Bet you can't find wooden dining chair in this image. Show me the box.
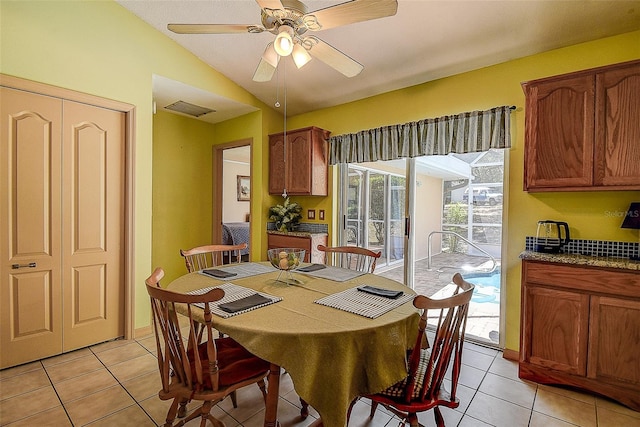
[145,267,270,427]
[180,243,249,389]
[180,243,248,272]
[348,273,474,427]
[317,244,382,273]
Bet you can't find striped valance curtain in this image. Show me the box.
[328,105,512,165]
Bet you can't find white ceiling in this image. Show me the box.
[118,0,640,123]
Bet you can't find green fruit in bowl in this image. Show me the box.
[268,248,305,272]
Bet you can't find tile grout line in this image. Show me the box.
[456,350,496,426]
[39,359,76,426]
[87,341,160,426]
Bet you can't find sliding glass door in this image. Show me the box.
[342,163,407,271]
[338,152,506,348]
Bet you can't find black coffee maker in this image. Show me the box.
[535,220,570,253]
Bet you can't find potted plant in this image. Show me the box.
[269,198,303,232]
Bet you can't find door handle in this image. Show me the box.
[11,262,36,269]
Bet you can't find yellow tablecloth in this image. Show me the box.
[167,264,419,427]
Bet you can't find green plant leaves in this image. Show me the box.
[269,197,302,231]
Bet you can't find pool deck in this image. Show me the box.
[377,252,501,345]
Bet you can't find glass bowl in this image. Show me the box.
[267,248,306,282]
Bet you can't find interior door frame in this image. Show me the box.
[212,138,252,245]
[0,74,136,340]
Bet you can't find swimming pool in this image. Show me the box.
[462,271,501,304]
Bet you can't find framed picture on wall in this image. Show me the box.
[237,175,250,201]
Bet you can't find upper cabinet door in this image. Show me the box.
[268,133,286,195]
[523,74,595,190]
[268,127,330,196]
[287,131,313,195]
[594,62,640,187]
[523,59,640,192]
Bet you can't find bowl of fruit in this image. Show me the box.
[267,248,306,283]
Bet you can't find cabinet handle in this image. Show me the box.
[11,262,36,269]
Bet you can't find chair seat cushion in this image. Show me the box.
[378,348,431,400]
[189,337,269,389]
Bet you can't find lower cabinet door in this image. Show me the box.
[523,285,590,375]
[588,296,640,387]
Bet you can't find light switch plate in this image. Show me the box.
[319,210,325,220]
[308,209,316,220]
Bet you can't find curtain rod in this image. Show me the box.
[509,106,516,110]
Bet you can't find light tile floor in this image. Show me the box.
[2,334,639,427]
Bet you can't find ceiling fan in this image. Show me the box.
[168,0,398,82]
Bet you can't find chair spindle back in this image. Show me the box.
[317,244,382,273]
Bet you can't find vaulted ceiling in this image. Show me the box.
[117,0,640,123]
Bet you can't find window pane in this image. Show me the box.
[346,168,363,246]
[369,172,385,221]
[472,166,504,184]
[442,224,469,253]
[475,149,504,164]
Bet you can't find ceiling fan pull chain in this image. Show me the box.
[275,63,281,107]
[282,60,288,200]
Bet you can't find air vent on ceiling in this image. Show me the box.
[164,100,215,117]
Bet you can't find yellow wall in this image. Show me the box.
[152,110,217,283]
[153,107,296,285]
[0,1,279,328]
[287,30,640,352]
[213,110,280,267]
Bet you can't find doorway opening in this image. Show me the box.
[213,140,252,261]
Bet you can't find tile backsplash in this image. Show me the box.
[267,222,328,233]
[525,236,639,259]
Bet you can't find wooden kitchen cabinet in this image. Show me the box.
[587,296,640,388]
[267,232,327,263]
[269,126,330,196]
[520,260,640,411]
[523,59,640,191]
[594,63,640,187]
[523,285,589,376]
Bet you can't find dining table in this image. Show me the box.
[166,262,419,427]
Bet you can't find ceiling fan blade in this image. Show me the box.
[307,37,363,78]
[253,58,277,82]
[168,24,259,34]
[255,0,285,11]
[304,0,398,31]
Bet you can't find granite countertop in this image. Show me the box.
[519,250,640,271]
[267,230,328,237]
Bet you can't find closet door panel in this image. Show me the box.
[0,88,63,367]
[62,100,124,351]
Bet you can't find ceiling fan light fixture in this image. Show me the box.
[262,43,280,68]
[292,43,312,69]
[274,25,294,56]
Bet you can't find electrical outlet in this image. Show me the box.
[319,210,325,220]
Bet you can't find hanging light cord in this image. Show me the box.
[282,60,288,199]
[274,64,281,108]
